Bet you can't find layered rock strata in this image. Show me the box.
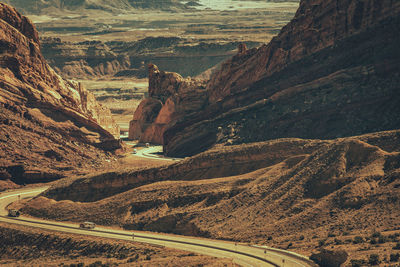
[162,0,400,157]
[129,64,207,143]
[0,3,120,186]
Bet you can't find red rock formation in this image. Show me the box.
[129,64,207,143]
[207,0,400,103]
[163,0,400,156]
[0,3,121,186]
[128,98,162,140]
[0,3,119,139]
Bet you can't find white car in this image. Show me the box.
[79,221,96,229]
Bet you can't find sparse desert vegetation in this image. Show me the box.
[1,0,399,266]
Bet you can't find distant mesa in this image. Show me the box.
[1,0,187,14]
[185,1,203,7]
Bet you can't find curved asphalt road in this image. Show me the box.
[133,145,180,161]
[0,189,316,267]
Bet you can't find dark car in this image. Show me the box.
[8,209,20,217]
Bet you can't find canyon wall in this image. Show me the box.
[162,0,400,157]
[0,3,121,186]
[40,37,238,80]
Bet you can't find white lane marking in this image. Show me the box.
[0,188,313,266]
[0,189,47,200]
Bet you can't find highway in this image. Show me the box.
[0,188,317,267]
[133,145,180,161]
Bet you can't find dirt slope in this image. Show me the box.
[19,130,400,262]
[0,223,234,266]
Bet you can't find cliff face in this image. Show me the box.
[163,0,400,157]
[40,39,133,79]
[207,0,400,103]
[0,3,120,186]
[129,64,207,143]
[40,37,241,80]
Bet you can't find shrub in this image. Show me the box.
[127,254,139,263]
[390,253,400,262]
[350,259,364,267]
[378,235,388,244]
[353,236,364,244]
[388,234,400,242]
[393,242,400,250]
[319,239,327,247]
[334,238,343,245]
[310,249,348,267]
[328,232,336,237]
[371,231,381,239]
[368,254,380,265]
[88,261,103,267]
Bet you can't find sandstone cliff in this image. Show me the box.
[163,0,400,157]
[41,38,133,79]
[207,0,400,103]
[129,64,207,143]
[0,3,120,187]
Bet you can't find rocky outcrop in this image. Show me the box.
[41,38,132,79]
[129,64,207,143]
[207,0,400,103]
[0,3,119,138]
[128,98,162,140]
[40,37,248,80]
[0,3,120,186]
[163,0,400,157]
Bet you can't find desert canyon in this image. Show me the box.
[0,0,400,266]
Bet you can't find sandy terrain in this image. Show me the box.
[14,130,400,265]
[0,223,236,267]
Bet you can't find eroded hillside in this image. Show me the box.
[0,3,121,189]
[18,130,400,262]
